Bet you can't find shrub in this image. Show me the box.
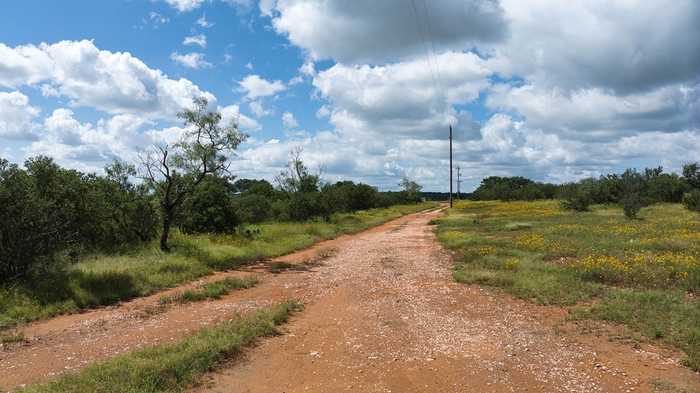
[621,193,643,219]
[179,176,239,234]
[0,160,65,280]
[233,194,272,223]
[560,184,593,212]
[683,189,700,212]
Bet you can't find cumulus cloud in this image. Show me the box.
[492,0,700,94]
[487,82,700,141]
[183,34,207,48]
[281,111,298,129]
[264,0,508,63]
[313,51,491,140]
[0,91,40,140]
[237,74,286,100]
[249,100,271,117]
[0,40,214,120]
[170,52,212,69]
[218,104,261,131]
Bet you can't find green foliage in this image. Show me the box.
[159,276,258,304]
[23,301,302,393]
[180,175,239,234]
[473,176,554,201]
[142,97,247,250]
[683,189,700,212]
[434,200,700,370]
[559,182,593,211]
[399,176,423,203]
[0,202,434,328]
[0,157,158,281]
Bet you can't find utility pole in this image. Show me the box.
[449,124,453,208]
[456,166,462,200]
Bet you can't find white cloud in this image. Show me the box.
[170,52,213,69]
[492,0,700,93]
[249,100,271,117]
[265,0,508,64]
[288,75,303,86]
[196,14,214,28]
[487,82,700,141]
[218,104,261,131]
[245,62,253,70]
[237,74,286,99]
[163,0,205,12]
[282,111,298,129]
[0,91,40,140]
[315,105,330,119]
[313,51,490,140]
[148,12,170,26]
[183,34,207,48]
[0,40,214,120]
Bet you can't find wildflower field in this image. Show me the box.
[434,200,700,370]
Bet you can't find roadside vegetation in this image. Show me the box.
[435,200,700,370]
[22,301,302,393]
[158,276,259,305]
[0,98,432,330]
[0,202,432,329]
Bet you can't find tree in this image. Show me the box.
[274,147,321,193]
[619,169,648,219]
[683,163,700,189]
[142,97,247,251]
[104,160,158,243]
[399,177,422,203]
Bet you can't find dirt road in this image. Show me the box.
[2,209,699,392]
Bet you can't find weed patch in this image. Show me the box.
[23,301,302,393]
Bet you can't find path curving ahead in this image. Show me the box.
[1,208,699,392]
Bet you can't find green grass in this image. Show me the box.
[0,203,435,329]
[159,276,259,305]
[0,331,24,344]
[434,200,700,370]
[23,300,302,393]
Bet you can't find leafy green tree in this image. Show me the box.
[142,97,247,250]
[683,163,700,189]
[560,182,593,212]
[0,159,65,280]
[683,189,700,212]
[619,169,648,219]
[180,175,239,234]
[104,160,158,243]
[274,147,321,193]
[399,177,422,203]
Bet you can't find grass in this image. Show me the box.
[0,203,435,329]
[434,200,700,370]
[159,276,259,305]
[23,300,302,393]
[0,331,24,344]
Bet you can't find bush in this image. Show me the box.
[683,190,700,212]
[621,193,643,219]
[0,160,65,280]
[179,176,238,234]
[560,184,593,212]
[233,194,272,223]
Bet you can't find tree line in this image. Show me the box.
[0,98,422,282]
[471,165,700,217]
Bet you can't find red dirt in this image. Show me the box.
[2,209,699,392]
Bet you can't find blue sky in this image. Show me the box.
[1,1,699,191]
